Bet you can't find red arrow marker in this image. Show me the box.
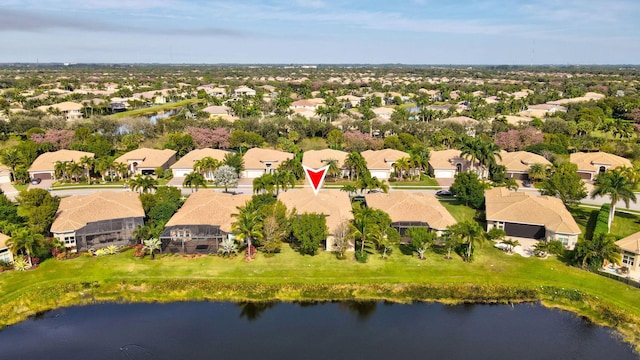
[303,165,329,196]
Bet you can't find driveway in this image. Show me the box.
[27,179,55,191]
[0,182,20,200]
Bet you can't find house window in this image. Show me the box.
[623,254,635,267]
[456,163,462,173]
[599,166,606,174]
[557,235,569,246]
[495,221,505,230]
[64,235,75,245]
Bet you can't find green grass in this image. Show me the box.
[391,177,440,187]
[108,99,203,119]
[13,184,28,192]
[439,200,478,222]
[568,205,640,239]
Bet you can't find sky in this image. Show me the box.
[0,0,639,64]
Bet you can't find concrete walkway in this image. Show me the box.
[0,182,19,201]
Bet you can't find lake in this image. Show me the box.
[0,301,635,359]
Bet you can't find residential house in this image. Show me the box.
[0,164,11,183]
[115,148,177,176]
[302,149,349,178]
[616,232,640,273]
[51,192,145,252]
[569,151,632,181]
[361,149,409,179]
[241,148,294,178]
[234,86,256,97]
[428,149,472,179]
[37,101,84,120]
[497,151,552,180]
[28,150,95,181]
[170,148,232,179]
[290,100,319,110]
[0,233,13,264]
[372,107,394,119]
[161,191,252,254]
[336,95,361,109]
[201,105,235,121]
[278,189,354,251]
[485,188,581,249]
[443,116,478,137]
[364,192,456,236]
[207,87,227,97]
[519,104,567,118]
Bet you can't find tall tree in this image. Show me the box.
[590,169,637,232]
[0,148,24,182]
[539,162,587,205]
[212,165,239,193]
[7,228,44,267]
[449,220,484,262]
[232,202,263,261]
[183,172,207,192]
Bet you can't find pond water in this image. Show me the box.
[0,302,635,360]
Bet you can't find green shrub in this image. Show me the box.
[355,250,368,263]
[593,204,610,239]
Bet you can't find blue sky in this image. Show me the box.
[0,0,638,64]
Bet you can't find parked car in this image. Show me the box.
[435,189,453,197]
[522,179,532,187]
[30,178,42,185]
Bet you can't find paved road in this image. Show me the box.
[40,183,640,212]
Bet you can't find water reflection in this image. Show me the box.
[236,302,277,321]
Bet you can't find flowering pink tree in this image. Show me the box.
[186,127,230,149]
[343,131,383,152]
[494,127,543,151]
[30,129,75,150]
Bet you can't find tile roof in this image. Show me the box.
[242,148,294,170]
[364,192,456,230]
[28,150,94,172]
[171,148,232,170]
[617,232,640,255]
[0,232,9,249]
[569,151,632,173]
[485,188,581,234]
[51,192,145,233]
[165,191,252,233]
[115,148,176,169]
[498,151,551,172]
[278,189,354,232]
[361,149,409,170]
[428,149,468,170]
[302,149,349,169]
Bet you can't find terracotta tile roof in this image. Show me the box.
[115,148,176,169]
[0,232,9,249]
[364,192,456,230]
[429,149,468,170]
[28,150,94,172]
[278,189,354,232]
[569,151,632,173]
[51,192,145,233]
[617,232,640,255]
[498,151,551,173]
[361,149,409,170]
[302,149,348,169]
[242,148,293,170]
[165,191,252,233]
[485,188,581,234]
[291,100,318,107]
[444,116,478,125]
[36,101,83,112]
[202,105,229,115]
[171,148,232,170]
[372,107,393,115]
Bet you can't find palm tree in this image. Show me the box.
[501,239,521,254]
[449,220,484,262]
[575,233,621,269]
[0,148,23,182]
[66,162,83,182]
[279,158,304,180]
[392,157,410,180]
[223,152,245,177]
[590,169,637,232]
[232,202,263,261]
[459,137,483,174]
[143,238,162,260]
[7,228,44,267]
[183,172,207,192]
[345,152,367,181]
[94,157,112,182]
[476,141,501,180]
[79,156,94,184]
[350,204,378,254]
[409,145,430,178]
[528,163,548,183]
[115,162,129,179]
[253,173,275,195]
[194,156,221,180]
[130,175,159,194]
[273,170,295,194]
[54,161,68,181]
[325,158,341,180]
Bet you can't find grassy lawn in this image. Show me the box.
[13,184,28,192]
[108,99,202,119]
[568,205,640,239]
[439,199,478,222]
[391,177,440,187]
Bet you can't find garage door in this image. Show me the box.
[173,169,192,177]
[508,172,528,180]
[434,170,455,178]
[578,172,592,180]
[370,170,389,179]
[33,173,52,180]
[505,222,545,239]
